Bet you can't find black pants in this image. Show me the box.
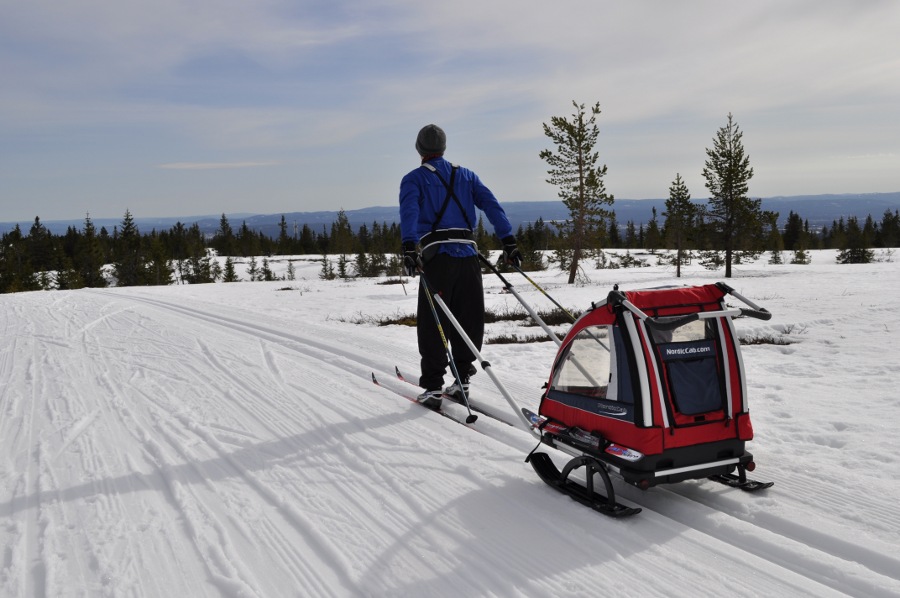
[417,253,484,390]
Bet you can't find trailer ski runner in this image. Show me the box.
[421,264,774,518]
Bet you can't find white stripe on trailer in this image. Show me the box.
[653,457,740,477]
[716,317,735,420]
[635,318,669,430]
[622,313,654,428]
[725,314,749,412]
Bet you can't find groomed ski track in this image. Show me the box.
[2,273,899,597]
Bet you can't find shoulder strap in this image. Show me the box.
[421,163,473,232]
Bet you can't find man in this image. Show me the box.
[399,124,521,409]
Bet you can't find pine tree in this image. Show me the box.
[701,113,761,278]
[663,173,695,278]
[539,101,614,284]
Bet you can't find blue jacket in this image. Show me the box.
[399,157,513,257]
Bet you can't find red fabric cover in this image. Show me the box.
[539,283,756,456]
[540,397,664,455]
[736,412,754,440]
[662,420,742,450]
[625,284,726,315]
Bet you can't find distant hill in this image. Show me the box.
[6,192,900,237]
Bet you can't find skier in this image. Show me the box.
[399,124,522,409]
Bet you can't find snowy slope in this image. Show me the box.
[2,251,899,597]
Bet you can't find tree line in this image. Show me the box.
[2,201,896,294]
[3,105,898,293]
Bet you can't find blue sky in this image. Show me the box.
[2,0,899,222]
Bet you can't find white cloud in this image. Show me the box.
[157,162,280,170]
[1,0,899,220]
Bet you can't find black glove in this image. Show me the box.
[402,241,422,276]
[501,236,522,268]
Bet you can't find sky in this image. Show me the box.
[2,0,899,222]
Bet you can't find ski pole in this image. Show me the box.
[419,275,478,424]
[477,253,563,346]
[499,258,610,351]
[425,283,536,434]
[509,263,577,323]
[480,254,605,385]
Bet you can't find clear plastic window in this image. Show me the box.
[649,318,714,344]
[551,326,613,399]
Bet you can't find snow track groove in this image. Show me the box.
[3,268,898,597]
[86,290,896,597]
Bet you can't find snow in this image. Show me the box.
[2,250,899,597]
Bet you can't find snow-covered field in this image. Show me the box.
[2,250,899,597]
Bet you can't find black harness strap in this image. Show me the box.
[422,163,474,232]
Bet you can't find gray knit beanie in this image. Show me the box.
[415,124,446,156]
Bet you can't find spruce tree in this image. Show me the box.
[782,211,804,251]
[213,214,237,256]
[239,221,263,257]
[145,233,175,286]
[112,210,146,287]
[644,208,662,254]
[261,258,276,281]
[223,257,239,282]
[837,216,875,264]
[277,215,292,255]
[330,210,355,255]
[246,256,260,281]
[607,213,621,248]
[78,214,107,287]
[28,217,54,274]
[879,209,899,247]
[474,215,493,265]
[766,212,784,264]
[299,224,317,254]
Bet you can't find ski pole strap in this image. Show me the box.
[421,163,474,232]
